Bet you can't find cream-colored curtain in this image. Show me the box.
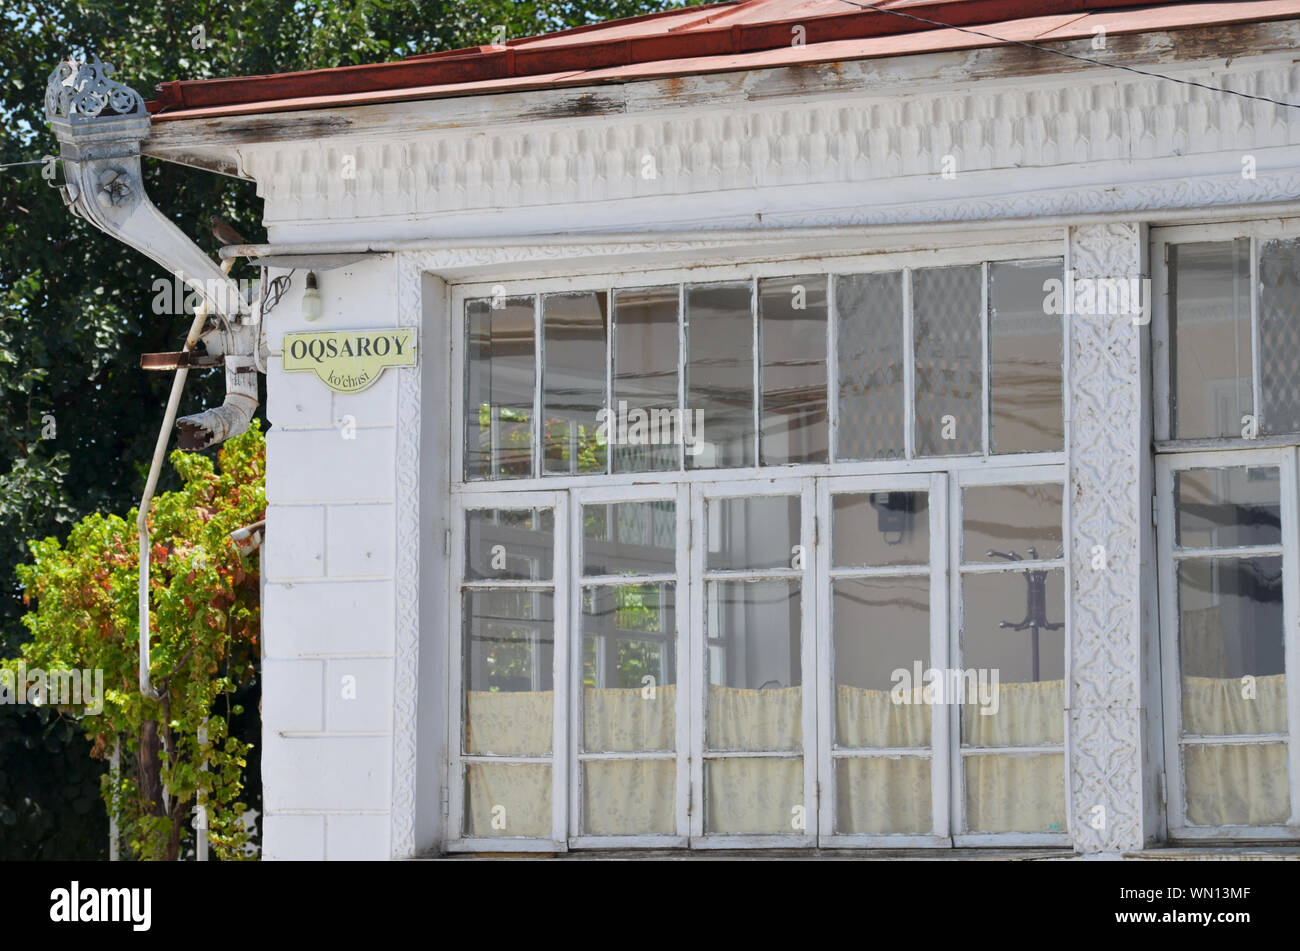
[1181,674,1290,826]
[464,681,1071,837]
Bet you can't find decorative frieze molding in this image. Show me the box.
[239,56,1300,232]
[1066,222,1148,853]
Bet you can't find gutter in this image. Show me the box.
[44,57,264,703]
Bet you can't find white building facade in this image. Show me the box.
[48,1,1300,858]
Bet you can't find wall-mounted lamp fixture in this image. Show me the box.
[301,271,322,321]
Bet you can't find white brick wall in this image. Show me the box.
[261,257,403,861]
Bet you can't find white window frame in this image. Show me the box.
[447,489,569,852]
[688,476,818,847]
[1155,447,1300,839]
[816,471,952,847]
[1152,218,1300,449]
[445,249,1070,851]
[950,465,1072,847]
[567,482,691,847]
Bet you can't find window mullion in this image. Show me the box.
[904,268,915,460]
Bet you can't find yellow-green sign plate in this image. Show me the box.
[282,328,417,393]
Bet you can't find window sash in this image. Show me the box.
[1156,447,1300,836]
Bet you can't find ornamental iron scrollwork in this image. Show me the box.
[45,56,146,121]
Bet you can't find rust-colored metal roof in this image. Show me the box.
[146,0,1300,120]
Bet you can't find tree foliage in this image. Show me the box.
[8,423,265,860]
[0,0,705,858]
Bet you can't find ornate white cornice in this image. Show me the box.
[229,51,1300,238]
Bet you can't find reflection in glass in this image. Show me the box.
[705,580,801,751]
[582,584,675,754]
[582,501,675,577]
[542,292,607,474]
[706,495,799,571]
[687,283,755,469]
[1169,240,1252,439]
[462,589,554,755]
[465,508,554,581]
[613,287,679,473]
[960,570,1065,748]
[1260,237,1300,433]
[837,272,904,460]
[989,259,1064,454]
[1175,467,1282,549]
[962,483,1063,564]
[836,758,931,834]
[833,576,930,749]
[914,265,982,455]
[1177,557,1285,736]
[465,296,535,479]
[760,276,828,465]
[832,491,929,567]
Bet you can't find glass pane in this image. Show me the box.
[832,491,929,567]
[914,265,982,456]
[760,276,828,465]
[1184,744,1290,826]
[582,761,675,835]
[836,271,904,460]
[962,483,1063,563]
[833,577,930,748]
[1169,240,1252,439]
[989,259,1064,454]
[582,500,676,577]
[465,296,535,479]
[465,508,554,581]
[542,291,607,474]
[462,589,554,755]
[960,570,1065,747]
[705,759,803,834]
[464,763,550,837]
[1178,557,1285,736]
[1175,466,1281,549]
[1258,237,1300,434]
[706,495,799,571]
[582,584,676,752]
[964,753,1065,833]
[687,283,754,469]
[705,580,801,751]
[612,287,679,473]
[836,758,931,834]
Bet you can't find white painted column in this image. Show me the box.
[1065,223,1162,853]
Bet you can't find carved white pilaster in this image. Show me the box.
[1066,223,1150,852]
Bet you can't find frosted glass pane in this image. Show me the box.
[836,272,904,460]
[914,265,982,456]
[1260,236,1300,433]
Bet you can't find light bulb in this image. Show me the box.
[301,271,323,322]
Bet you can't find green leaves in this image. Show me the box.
[9,423,265,860]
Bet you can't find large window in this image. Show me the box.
[461,257,1064,481]
[448,250,1069,850]
[1154,220,1300,838]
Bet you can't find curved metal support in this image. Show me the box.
[46,58,249,322]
